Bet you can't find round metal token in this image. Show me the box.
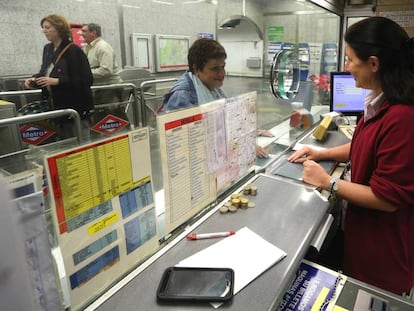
[219,206,229,214]
[229,205,238,213]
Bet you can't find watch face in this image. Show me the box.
[330,178,339,193]
[333,179,339,192]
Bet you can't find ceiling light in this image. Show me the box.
[152,0,173,5]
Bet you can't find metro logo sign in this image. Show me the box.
[92,114,129,135]
[20,124,55,145]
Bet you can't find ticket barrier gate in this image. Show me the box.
[139,77,178,127]
[0,83,142,148]
[90,83,141,136]
[0,89,42,111]
[0,109,82,155]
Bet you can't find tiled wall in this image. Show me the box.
[0,0,338,77]
[0,0,217,76]
[1,0,120,76]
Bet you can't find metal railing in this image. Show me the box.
[0,80,176,139]
[91,83,139,127]
[0,108,82,145]
[0,89,42,109]
[139,78,178,127]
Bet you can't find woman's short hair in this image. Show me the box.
[345,16,414,104]
[41,14,72,41]
[188,38,227,73]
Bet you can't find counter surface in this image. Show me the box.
[93,174,329,310]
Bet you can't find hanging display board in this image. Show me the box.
[45,128,158,310]
[157,92,257,234]
[155,34,189,72]
[130,33,154,72]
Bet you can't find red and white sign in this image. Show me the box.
[91,114,129,135]
[20,124,55,145]
[70,23,87,48]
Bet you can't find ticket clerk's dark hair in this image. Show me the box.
[345,16,414,105]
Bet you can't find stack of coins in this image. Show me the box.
[249,185,258,196]
[243,185,251,195]
[218,184,258,214]
[229,205,238,213]
[219,201,233,214]
[231,198,240,208]
[240,197,249,209]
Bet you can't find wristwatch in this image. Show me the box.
[329,177,339,195]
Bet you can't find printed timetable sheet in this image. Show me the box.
[158,92,257,234]
[46,128,158,310]
[160,109,217,231]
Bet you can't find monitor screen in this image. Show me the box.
[329,72,369,117]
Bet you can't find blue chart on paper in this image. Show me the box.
[278,261,342,311]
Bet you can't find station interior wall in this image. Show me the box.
[1,0,341,78]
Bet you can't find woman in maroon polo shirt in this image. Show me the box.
[289,16,414,295]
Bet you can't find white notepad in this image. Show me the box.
[177,227,287,307]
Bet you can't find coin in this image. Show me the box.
[219,206,229,214]
[229,205,238,213]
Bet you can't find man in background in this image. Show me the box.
[81,23,123,104]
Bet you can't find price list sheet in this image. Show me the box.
[45,128,159,310]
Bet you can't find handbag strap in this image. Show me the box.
[55,43,74,64]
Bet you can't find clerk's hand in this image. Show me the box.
[288,146,319,163]
[302,160,330,189]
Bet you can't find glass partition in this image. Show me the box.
[0,1,342,309]
[216,0,341,152]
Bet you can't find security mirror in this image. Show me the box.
[269,49,300,100]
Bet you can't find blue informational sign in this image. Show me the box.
[320,43,338,75]
[298,43,310,81]
[198,33,214,39]
[278,261,343,311]
[268,42,295,65]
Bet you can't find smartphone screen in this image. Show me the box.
[157,267,234,302]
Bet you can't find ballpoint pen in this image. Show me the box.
[186,231,235,240]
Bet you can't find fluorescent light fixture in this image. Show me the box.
[152,0,173,5]
[219,19,241,29]
[122,4,141,9]
[183,0,204,4]
[183,0,216,3]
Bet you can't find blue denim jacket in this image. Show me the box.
[161,71,198,112]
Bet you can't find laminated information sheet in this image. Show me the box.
[157,92,257,234]
[46,128,158,310]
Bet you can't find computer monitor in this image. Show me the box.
[329,71,369,123]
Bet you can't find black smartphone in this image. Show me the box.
[157,266,234,303]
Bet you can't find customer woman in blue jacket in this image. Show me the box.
[162,38,226,111]
[24,14,93,139]
[161,38,271,157]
